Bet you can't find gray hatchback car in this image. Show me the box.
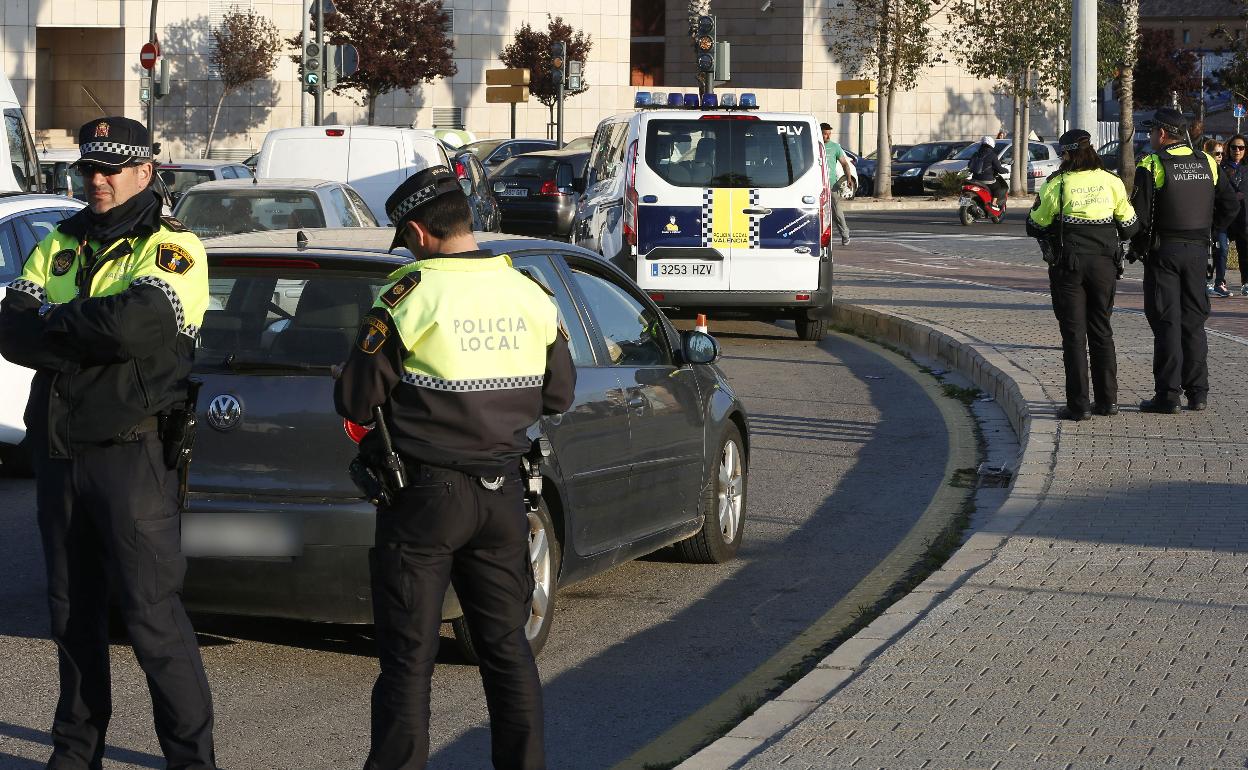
[182,229,749,656]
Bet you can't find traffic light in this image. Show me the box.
[550,40,567,87]
[695,15,716,74]
[304,41,322,93]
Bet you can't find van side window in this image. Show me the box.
[589,123,629,184]
[4,110,40,192]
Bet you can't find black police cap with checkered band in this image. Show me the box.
[384,166,467,251]
[73,117,153,168]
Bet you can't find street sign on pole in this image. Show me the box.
[836,97,876,113]
[836,79,876,95]
[1235,103,1245,118]
[140,42,159,70]
[486,68,530,86]
[486,86,529,103]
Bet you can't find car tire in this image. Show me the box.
[0,441,34,477]
[674,423,747,564]
[451,497,560,663]
[795,315,828,342]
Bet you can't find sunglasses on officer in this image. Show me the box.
[76,163,129,177]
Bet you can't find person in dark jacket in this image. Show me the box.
[1221,133,1248,296]
[1129,108,1239,413]
[0,117,216,769]
[335,166,576,770]
[968,135,1008,206]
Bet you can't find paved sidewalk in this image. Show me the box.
[685,265,1248,768]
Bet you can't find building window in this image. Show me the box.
[631,0,665,86]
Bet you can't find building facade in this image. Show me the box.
[2,0,1054,161]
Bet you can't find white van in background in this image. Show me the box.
[0,75,43,193]
[255,126,450,224]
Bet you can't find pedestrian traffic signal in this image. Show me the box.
[550,41,567,87]
[695,15,716,73]
[304,42,322,89]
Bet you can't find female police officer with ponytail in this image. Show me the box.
[1027,129,1140,420]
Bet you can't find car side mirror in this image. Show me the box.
[680,330,719,365]
[459,178,472,196]
[572,176,586,194]
[493,181,506,194]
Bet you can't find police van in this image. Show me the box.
[573,92,834,340]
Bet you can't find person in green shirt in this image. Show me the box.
[821,122,855,246]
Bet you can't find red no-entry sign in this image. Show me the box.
[140,42,159,70]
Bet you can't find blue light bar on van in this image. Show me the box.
[667,93,684,107]
[739,93,759,109]
[651,92,667,107]
[720,93,737,108]
[634,92,652,107]
[701,93,718,108]
[683,93,700,108]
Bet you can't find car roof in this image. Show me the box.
[180,178,340,190]
[0,193,85,217]
[511,149,590,159]
[37,149,80,162]
[202,227,601,261]
[162,159,243,168]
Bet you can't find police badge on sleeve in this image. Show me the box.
[357,315,389,354]
[51,249,76,276]
[156,243,195,275]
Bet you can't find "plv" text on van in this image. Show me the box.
[777,125,805,135]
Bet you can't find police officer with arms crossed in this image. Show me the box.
[0,117,214,769]
[334,166,576,770]
[1027,129,1139,420]
[1129,107,1238,413]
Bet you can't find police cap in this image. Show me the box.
[385,165,467,251]
[1142,108,1188,136]
[1057,129,1091,153]
[73,117,153,168]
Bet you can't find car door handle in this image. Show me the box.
[742,207,772,216]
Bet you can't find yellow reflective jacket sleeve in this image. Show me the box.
[0,233,78,371]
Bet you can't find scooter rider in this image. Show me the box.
[968,135,1008,207]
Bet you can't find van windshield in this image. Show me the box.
[644,119,813,188]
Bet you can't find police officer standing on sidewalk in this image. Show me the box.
[0,117,215,769]
[1129,108,1238,413]
[334,166,576,770]
[1027,129,1139,420]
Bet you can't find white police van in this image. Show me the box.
[573,92,834,340]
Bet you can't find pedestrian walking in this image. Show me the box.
[820,122,855,245]
[1201,140,1228,296]
[334,166,576,770]
[0,117,215,770]
[1026,129,1139,420]
[1220,133,1248,296]
[1128,108,1238,413]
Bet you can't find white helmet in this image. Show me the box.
[981,135,995,147]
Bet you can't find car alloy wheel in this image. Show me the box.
[527,507,554,639]
[675,422,747,564]
[718,440,744,543]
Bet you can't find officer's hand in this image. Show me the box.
[1125,250,1139,264]
[331,363,344,380]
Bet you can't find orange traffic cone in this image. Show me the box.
[695,313,708,334]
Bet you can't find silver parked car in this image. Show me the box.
[171,178,378,239]
[922,141,1061,193]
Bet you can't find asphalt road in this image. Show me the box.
[0,323,953,770]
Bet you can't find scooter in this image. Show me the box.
[958,176,1006,225]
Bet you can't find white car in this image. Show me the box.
[171,178,379,239]
[923,141,1061,193]
[0,194,86,474]
[839,150,862,199]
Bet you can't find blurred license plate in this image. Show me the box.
[958,196,971,206]
[182,513,302,557]
[499,188,528,197]
[650,261,719,278]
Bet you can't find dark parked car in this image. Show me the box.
[463,138,559,173]
[1097,138,1150,176]
[452,149,501,232]
[854,144,913,196]
[889,141,972,194]
[182,228,750,657]
[491,149,589,240]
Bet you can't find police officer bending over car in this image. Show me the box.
[1027,129,1139,421]
[1129,107,1238,413]
[334,166,576,770]
[0,117,215,770]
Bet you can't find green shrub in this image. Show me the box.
[936,170,967,198]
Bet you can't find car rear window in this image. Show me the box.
[158,168,217,195]
[643,119,814,188]
[494,156,560,178]
[198,268,390,369]
[176,191,326,237]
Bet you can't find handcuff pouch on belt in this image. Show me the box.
[350,405,409,507]
[158,378,202,471]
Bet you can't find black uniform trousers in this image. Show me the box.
[1049,251,1119,412]
[1143,240,1210,404]
[32,431,215,770]
[366,463,543,770]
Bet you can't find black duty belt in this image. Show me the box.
[110,415,160,444]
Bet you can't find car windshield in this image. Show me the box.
[644,119,814,188]
[494,156,561,178]
[175,190,326,237]
[159,168,216,195]
[198,268,391,369]
[899,144,959,163]
[465,140,505,159]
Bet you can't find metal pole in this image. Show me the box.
[511,103,516,139]
[148,0,158,146]
[556,82,564,148]
[1199,54,1205,128]
[1070,0,1097,131]
[301,0,311,125]
[315,0,324,125]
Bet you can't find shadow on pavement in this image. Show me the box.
[0,722,162,769]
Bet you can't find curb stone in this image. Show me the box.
[677,300,1052,770]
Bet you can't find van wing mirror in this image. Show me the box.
[459,178,473,196]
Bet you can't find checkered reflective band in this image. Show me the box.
[8,278,46,303]
[401,372,544,392]
[388,183,442,224]
[131,275,197,338]
[79,141,154,158]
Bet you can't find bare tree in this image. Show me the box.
[207,9,281,155]
[1118,0,1139,177]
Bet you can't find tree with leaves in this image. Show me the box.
[827,0,946,198]
[288,0,456,125]
[1133,29,1199,109]
[500,17,593,130]
[207,9,281,155]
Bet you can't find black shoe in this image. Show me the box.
[1188,398,1208,411]
[1092,403,1119,416]
[1139,398,1181,415]
[1057,406,1091,421]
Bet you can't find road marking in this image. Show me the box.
[617,333,980,770]
[887,258,960,270]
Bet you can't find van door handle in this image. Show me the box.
[742,207,772,215]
